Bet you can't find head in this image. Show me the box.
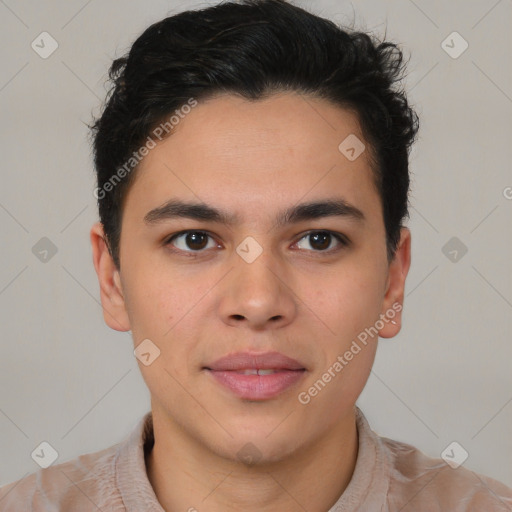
[90,0,417,463]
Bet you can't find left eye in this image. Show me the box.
[295,231,347,252]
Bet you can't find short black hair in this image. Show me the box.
[89,0,419,269]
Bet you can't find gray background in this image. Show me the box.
[1,0,511,489]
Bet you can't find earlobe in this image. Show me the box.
[90,222,131,332]
[378,227,411,339]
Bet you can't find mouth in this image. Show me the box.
[205,351,306,372]
[204,351,307,400]
[226,368,295,375]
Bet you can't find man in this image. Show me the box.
[1,0,511,510]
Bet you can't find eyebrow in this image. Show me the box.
[143,197,366,227]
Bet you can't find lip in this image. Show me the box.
[204,351,306,401]
[205,351,306,371]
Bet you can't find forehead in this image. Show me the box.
[123,92,381,228]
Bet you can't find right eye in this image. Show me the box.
[164,230,219,254]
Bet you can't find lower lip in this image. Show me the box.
[207,369,306,400]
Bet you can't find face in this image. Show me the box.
[91,92,410,463]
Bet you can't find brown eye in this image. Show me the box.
[295,231,348,253]
[166,231,216,252]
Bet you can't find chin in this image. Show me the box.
[216,428,305,466]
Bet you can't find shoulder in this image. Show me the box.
[380,436,512,511]
[0,443,123,511]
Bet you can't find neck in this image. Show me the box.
[145,407,359,512]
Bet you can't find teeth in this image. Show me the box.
[237,369,279,375]
[257,369,278,375]
[240,369,258,375]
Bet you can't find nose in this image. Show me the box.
[217,246,297,330]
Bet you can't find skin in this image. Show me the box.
[90,92,411,511]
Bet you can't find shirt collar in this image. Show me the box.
[327,407,391,510]
[115,410,164,511]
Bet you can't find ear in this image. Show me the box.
[90,221,131,332]
[378,227,411,339]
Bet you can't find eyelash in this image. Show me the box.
[163,230,350,257]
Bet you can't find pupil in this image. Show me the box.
[187,232,207,250]
[311,232,330,250]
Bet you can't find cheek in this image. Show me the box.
[306,264,385,339]
[131,277,204,365]
[124,255,178,317]
[131,285,198,402]
[299,264,382,405]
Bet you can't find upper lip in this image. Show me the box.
[205,351,306,371]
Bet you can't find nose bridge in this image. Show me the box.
[218,238,296,328]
